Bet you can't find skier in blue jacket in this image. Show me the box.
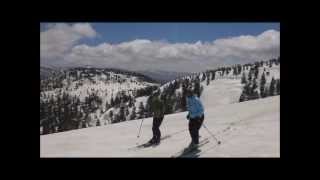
[186,88,205,148]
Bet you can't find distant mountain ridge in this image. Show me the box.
[138,70,194,85]
[40,66,159,84]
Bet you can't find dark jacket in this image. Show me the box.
[151,97,165,118]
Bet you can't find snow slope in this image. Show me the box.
[200,79,243,108]
[41,95,279,157]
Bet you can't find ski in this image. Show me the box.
[171,138,210,158]
[129,135,171,151]
[171,140,209,158]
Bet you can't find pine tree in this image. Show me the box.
[248,71,252,82]
[114,96,120,108]
[245,83,251,96]
[181,83,187,111]
[175,92,182,112]
[269,77,276,96]
[96,119,101,126]
[254,67,259,79]
[261,72,266,86]
[138,102,145,119]
[239,92,246,102]
[128,96,134,107]
[113,113,120,123]
[239,83,250,102]
[239,88,248,102]
[238,65,242,75]
[105,101,110,111]
[233,67,236,77]
[251,79,259,100]
[206,73,210,85]
[252,79,258,93]
[259,72,266,98]
[130,106,136,120]
[194,78,201,97]
[211,71,215,80]
[260,85,265,98]
[276,79,280,95]
[201,84,205,98]
[110,96,114,107]
[241,73,247,84]
[252,90,260,100]
[41,106,50,134]
[125,107,130,116]
[109,110,113,122]
[201,73,206,82]
[119,106,125,122]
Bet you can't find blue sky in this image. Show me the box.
[41,23,279,45]
[83,23,279,45]
[41,23,280,72]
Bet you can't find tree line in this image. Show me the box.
[239,57,280,102]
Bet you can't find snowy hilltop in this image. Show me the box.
[40,67,160,134]
[40,57,280,157]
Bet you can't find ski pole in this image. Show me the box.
[202,123,221,144]
[137,118,144,138]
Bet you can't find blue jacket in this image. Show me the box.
[186,95,204,120]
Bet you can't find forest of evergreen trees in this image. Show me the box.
[40,67,159,135]
[239,57,280,102]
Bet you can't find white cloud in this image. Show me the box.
[40,23,97,66]
[41,25,279,72]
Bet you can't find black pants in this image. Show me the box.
[152,116,164,142]
[188,114,204,144]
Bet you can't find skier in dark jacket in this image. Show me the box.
[148,90,165,145]
[185,89,205,148]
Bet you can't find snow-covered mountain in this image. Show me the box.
[40,67,160,133]
[41,58,280,131]
[142,57,280,116]
[138,70,194,85]
[40,66,58,80]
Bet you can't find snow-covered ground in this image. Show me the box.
[201,79,243,108]
[40,95,280,157]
